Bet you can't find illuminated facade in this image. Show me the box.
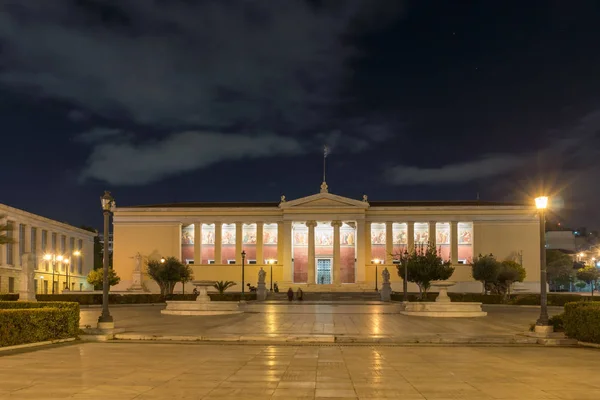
[112,185,542,293]
[0,204,95,294]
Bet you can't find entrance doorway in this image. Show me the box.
[316,258,332,284]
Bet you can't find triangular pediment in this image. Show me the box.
[279,192,369,209]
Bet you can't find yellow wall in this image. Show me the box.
[112,223,180,291]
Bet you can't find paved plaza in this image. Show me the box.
[79,303,562,342]
[1,342,599,399]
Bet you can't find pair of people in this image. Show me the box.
[287,287,304,301]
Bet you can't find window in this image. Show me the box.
[41,230,47,251]
[69,237,75,272]
[221,224,236,264]
[414,222,429,249]
[392,223,407,255]
[31,227,37,254]
[8,277,15,293]
[51,232,57,251]
[227,259,236,265]
[43,280,48,294]
[457,222,473,263]
[78,239,83,274]
[185,259,194,265]
[79,283,83,291]
[181,224,194,266]
[6,221,14,264]
[19,224,25,258]
[208,260,215,264]
[370,222,386,261]
[201,224,215,264]
[61,235,66,253]
[248,260,257,265]
[436,222,451,261]
[264,259,278,264]
[263,223,278,261]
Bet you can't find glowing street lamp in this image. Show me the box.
[267,259,276,292]
[535,196,549,327]
[43,253,64,294]
[372,259,382,291]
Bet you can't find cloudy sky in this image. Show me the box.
[1,0,599,230]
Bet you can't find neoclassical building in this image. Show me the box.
[112,183,542,293]
[0,203,95,294]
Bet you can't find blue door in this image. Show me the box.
[316,258,332,284]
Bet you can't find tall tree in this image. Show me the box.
[146,257,193,296]
[546,249,575,289]
[576,266,600,297]
[396,243,454,299]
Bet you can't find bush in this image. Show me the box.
[390,292,590,306]
[548,313,564,332]
[0,294,18,301]
[563,301,600,343]
[33,292,256,305]
[0,301,79,347]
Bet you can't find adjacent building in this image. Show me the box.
[112,183,543,293]
[0,203,96,294]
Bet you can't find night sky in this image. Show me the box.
[1,1,599,231]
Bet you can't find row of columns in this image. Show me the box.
[364,221,462,265]
[191,221,284,265]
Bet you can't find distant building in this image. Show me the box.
[546,231,577,253]
[0,204,95,294]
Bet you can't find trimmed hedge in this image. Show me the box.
[31,292,256,305]
[0,301,80,347]
[0,294,19,301]
[390,292,591,306]
[563,301,600,344]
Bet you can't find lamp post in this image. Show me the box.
[64,258,70,290]
[98,191,115,330]
[535,196,549,327]
[69,250,81,290]
[373,259,381,291]
[267,259,275,291]
[241,250,246,300]
[43,253,64,294]
[403,249,409,302]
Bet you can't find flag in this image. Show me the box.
[324,145,330,158]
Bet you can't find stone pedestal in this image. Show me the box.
[161,280,243,316]
[128,270,146,292]
[401,302,487,317]
[380,282,391,302]
[257,282,267,301]
[18,253,37,302]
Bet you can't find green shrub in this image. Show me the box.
[0,301,79,347]
[0,294,18,301]
[33,292,255,305]
[548,313,564,332]
[563,301,600,343]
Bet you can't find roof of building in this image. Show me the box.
[126,200,527,208]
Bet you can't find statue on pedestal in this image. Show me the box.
[257,267,267,301]
[380,267,392,302]
[128,252,147,292]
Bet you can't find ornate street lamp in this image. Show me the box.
[241,250,246,300]
[372,259,382,291]
[402,249,409,302]
[535,196,549,327]
[98,191,115,330]
[267,259,275,291]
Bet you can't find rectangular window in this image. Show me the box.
[31,227,37,253]
[6,221,14,264]
[392,223,407,256]
[435,222,451,261]
[78,239,83,274]
[19,224,25,257]
[51,233,57,251]
[248,260,257,265]
[61,235,66,253]
[414,222,430,248]
[265,259,278,264]
[181,224,194,266]
[370,222,386,261]
[458,222,473,263]
[208,260,215,264]
[221,224,236,264]
[227,259,236,265]
[69,237,75,273]
[201,224,215,264]
[263,223,278,262]
[41,230,47,251]
[185,259,194,265]
[8,277,15,293]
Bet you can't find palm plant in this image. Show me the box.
[213,280,236,294]
[0,215,15,245]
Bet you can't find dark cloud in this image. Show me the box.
[0,0,404,184]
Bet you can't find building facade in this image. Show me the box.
[112,185,543,294]
[0,204,96,294]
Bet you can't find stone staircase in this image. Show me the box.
[266,291,381,302]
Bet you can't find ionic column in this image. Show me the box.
[429,221,436,248]
[355,220,366,283]
[194,223,202,265]
[214,222,222,264]
[35,227,42,270]
[282,221,292,282]
[277,222,284,264]
[306,221,317,284]
[364,221,372,263]
[451,221,458,265]
[256,222,264,264]
[385,221,393,265]
[21,224,31,267]
[235,222,243,264]
[332,221,342,285]
[407,222,415,252]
